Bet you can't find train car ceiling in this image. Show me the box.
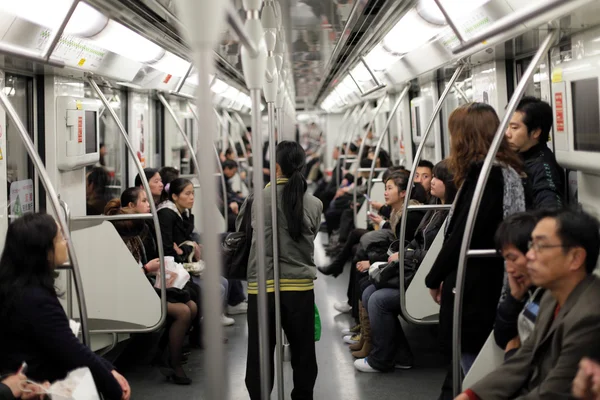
[318,0,596,113]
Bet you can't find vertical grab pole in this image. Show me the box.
[451,29,557,396]
[398,63,465,325]
[88,77,168,333]
[240,0,270,398]
[263,1,285,397]
[334,105,359,187]
[353,94,387,223]
[175,0,229,397]
[366,86,410,198]
[0,90,92,347]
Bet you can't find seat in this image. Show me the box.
[356,179,385,229]
[462,332,505,388]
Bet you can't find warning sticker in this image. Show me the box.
[78,116,83,143]
[555,92,564,133]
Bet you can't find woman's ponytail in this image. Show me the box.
[276,141,308,242]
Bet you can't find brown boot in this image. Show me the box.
[349,301,365,351]
[351,304,372,358]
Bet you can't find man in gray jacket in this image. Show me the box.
[457,208,600,400]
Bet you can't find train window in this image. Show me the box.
[572,78,600,152]
[4,74,35,221]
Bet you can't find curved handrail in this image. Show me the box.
[88,77,167,334]
[222,110,249,162]
[353,94,388,223]
[366,86,410,198]
[451,29,558,396]
[333,105,359,187]
[186,102,230,223]
[397,63,465,325]
[338,102,371,188]
[0,90,92,346]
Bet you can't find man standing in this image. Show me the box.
[505,97,565,209]
[457,208,600,400]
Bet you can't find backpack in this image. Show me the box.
[221,196,253,280]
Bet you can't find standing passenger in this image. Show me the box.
[425,103,526,399]
[241,141,322,400]
[505,96,565,209]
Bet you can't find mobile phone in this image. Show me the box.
[363,194,371,202]
[18,362,27,375]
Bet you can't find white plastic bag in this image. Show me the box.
[154,256,190,290]
[47,367,100,400]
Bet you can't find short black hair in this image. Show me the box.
[418,159,434,172]
[222,159,238,170]
[495,211,540,254]
[535,208,600,274]
[516,96,553,144]
[382,165,406,182]
[225,148,234,156]
[360,157,372,169]
[348,143,358,154]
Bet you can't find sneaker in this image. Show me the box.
[341,324,361,336]
[354,358,380,373]
[394,361,413,370]
[334,302,352,313]
[343,333,360,345]
[227,302,248,315]
[221,314,235,326]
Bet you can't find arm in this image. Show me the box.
[513,315,600,400]
[21,291,122,400]
[530,164,564,209]
[158,211,192,263]
[494,294,527,349]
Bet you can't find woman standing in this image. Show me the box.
[424,103,525,398]
[240,141,323,400]
[0,213,130,399]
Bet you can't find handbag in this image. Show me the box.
[222,195,254,280]
[179,240,205,277]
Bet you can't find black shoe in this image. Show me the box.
[167,371,192,385]
[318,265,342,278]
[394,349,414,370]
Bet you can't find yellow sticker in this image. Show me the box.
[551,67,563,83]
[0,147,3,161]
[78,58,86,66]
[76,100,82,110]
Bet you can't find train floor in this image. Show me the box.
[125,232,446,399]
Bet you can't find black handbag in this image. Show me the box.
[221,196,253,280]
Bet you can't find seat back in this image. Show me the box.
[356,179,385,229]
[462,332,505,388]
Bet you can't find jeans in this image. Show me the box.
[461,353,477,375]
[362,284,411,372]
[195,276,229,310]
[227,279,246,306]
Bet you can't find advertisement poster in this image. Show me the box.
[129,94,149,186]
[10,179,34,218]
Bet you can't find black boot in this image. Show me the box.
[318,261,344,277]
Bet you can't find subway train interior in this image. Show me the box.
[2,0,600,399]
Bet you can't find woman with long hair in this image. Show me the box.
[424,103,525,397]
[86,166,112,215]
[353,159,457,372]
[239,141,323,399]
[0,213,130,400]
[105,188,197,384]
[134,168,164,206]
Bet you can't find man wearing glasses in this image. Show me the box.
[457,208,600,400]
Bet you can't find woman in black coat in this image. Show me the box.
[425,103,525,398]
[0,213,129,400]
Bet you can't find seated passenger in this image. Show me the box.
[86,166,112,216]
[505,96,565,209]
[573,358,600,399]
[353,160,456,372]
[457,208,600,400]
[426,104,525,396]
[0,213,130,400]
[493,212,544,359]
[134,168,164,206]
[157,178,234,326]
[105,189,197,385]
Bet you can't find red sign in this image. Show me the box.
[555,92,564,132]
[164,74,172,84]
[78,116,83,143]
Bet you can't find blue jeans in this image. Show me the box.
[362,284,411,372]
[461,353,477,375]
[228,279,246,306]
[194,276,229,310]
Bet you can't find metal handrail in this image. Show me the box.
[433,0,465,45]
[397,63,465,326]
[333,106,358,187]
[407,204,452,212]
[188,103,230,223]
[352,94,388,223]
[59,198,74,320]
[0,90,91,346]
[44,0,80,60]
[88,77,167,334]
[366,86,410,198]
[451,0,576,54]
[175,64,194,93]
[338,102,370,188]
[451,29,558,396]
[70,214,153,222]
[222,110,250,163]
[226,2,259,58]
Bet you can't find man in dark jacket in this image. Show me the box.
[505,96,565,209]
